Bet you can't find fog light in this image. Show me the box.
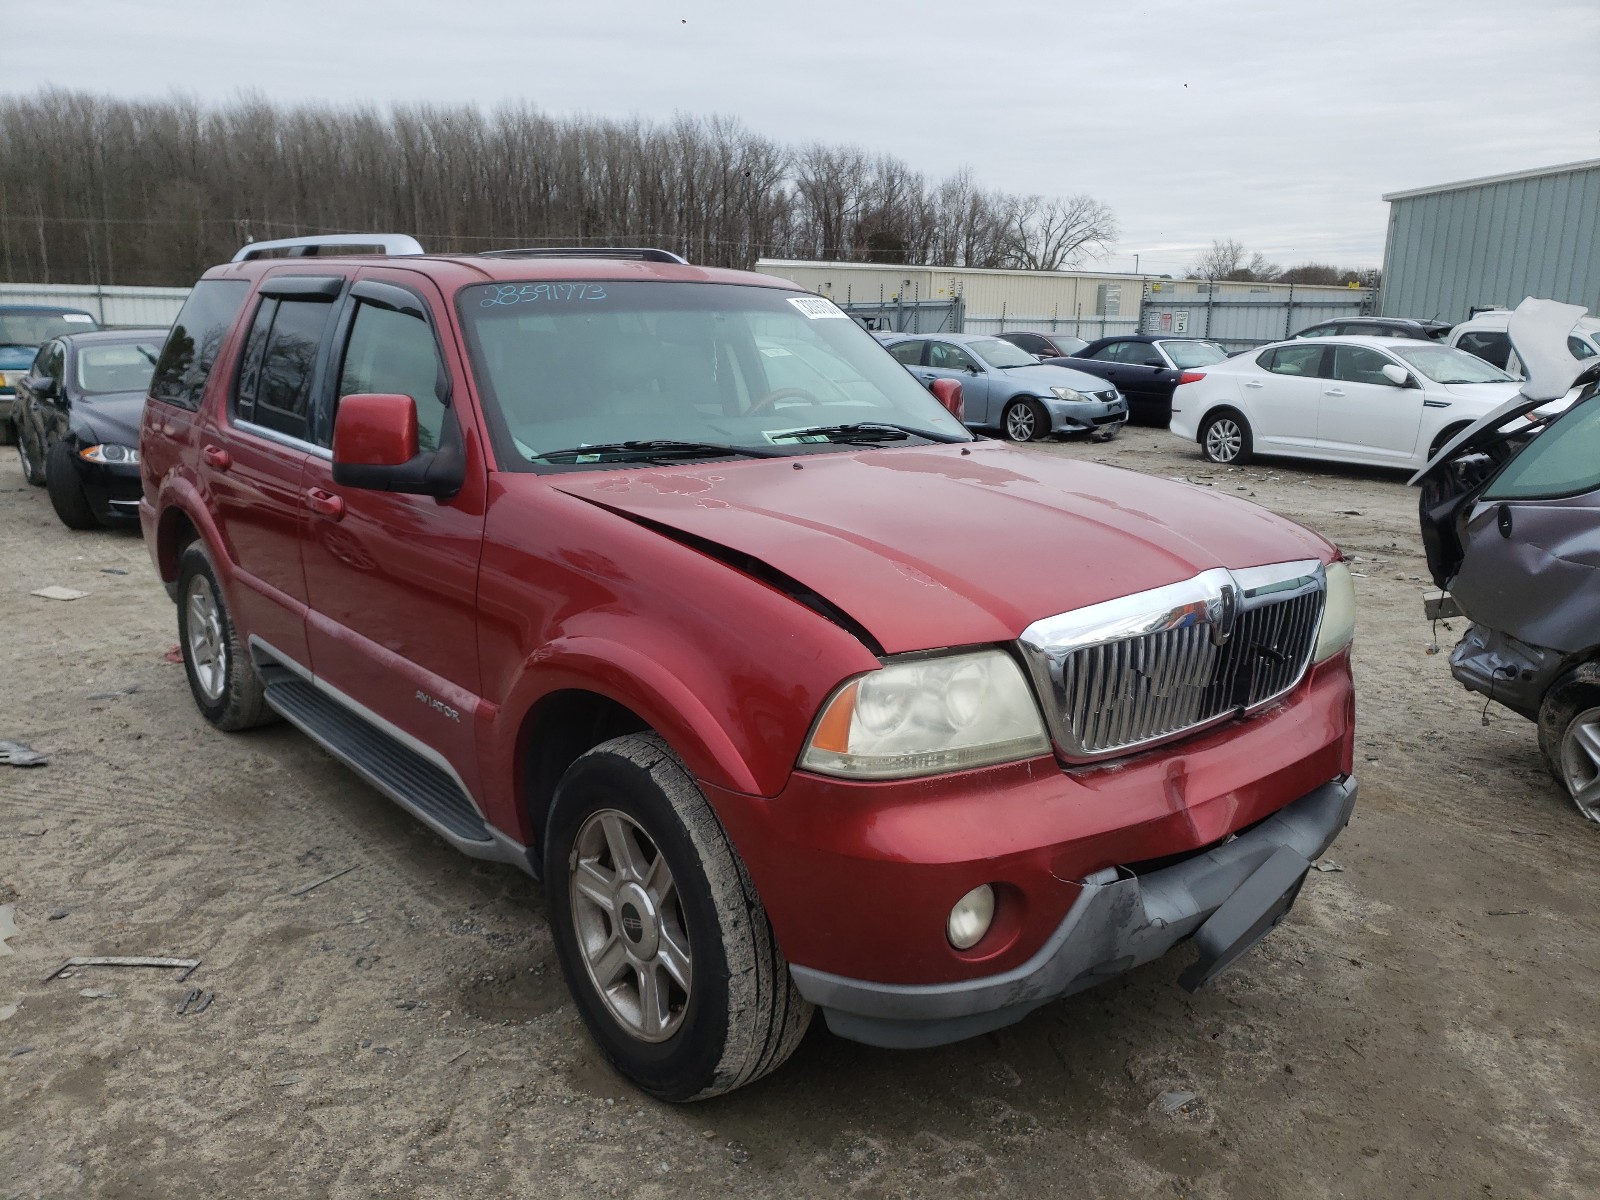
[946,884,995,950]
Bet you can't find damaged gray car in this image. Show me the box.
[1414,298,1600,822]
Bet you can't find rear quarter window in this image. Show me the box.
[150,280,250,410]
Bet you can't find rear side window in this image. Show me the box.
[1258,344,1325,376]
[1456,330,1511,370]
[887,340,924,366]
[336,302,448,451]
[1482,396,1600,501]
[1568,336,1597,361]
[235,297,337,441]
[150,279,249,410]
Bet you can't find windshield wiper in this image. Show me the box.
[767,421,966,445]
[528,438,785,463]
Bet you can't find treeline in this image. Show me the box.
[1193,239,1379,287]
[0,90,1116,288]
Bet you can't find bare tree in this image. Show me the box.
[1001,194,1117,271]
[0,90,1120,284]
[1193,238,1281,283]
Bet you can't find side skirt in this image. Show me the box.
[250,638,537,877]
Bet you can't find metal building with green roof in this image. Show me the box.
[1379,159,1600,322]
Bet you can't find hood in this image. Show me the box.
[550,442,1332,655]
[1441,381,1526,404]
[73,391,146,447]
[1002,362,1116,394]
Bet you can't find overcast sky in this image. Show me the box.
[6,0,1597,274]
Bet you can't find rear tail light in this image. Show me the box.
[1178,371,1207,385]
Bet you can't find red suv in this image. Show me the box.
[140,235,1358,1101]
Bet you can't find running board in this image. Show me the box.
[260,674,536,876]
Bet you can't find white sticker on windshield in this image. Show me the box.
[64,313,94,323]
[787,296,848,320]
[759,346,793,357]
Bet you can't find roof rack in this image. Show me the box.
[232,234,425,263]
[477,246,689,265]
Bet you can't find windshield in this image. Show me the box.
[458,282,970,467]
[1393,344,1514,384]
[76,341,161,395]
[0,311,98,346]
[967,337,1039,369]
[1159,340,1229,369]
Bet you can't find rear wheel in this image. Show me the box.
[1200,410,1253,465]
[16,424,45,486]
[176,544,275,731]
[545,733,812,1101]
[1538,671,1600,823]
[1002,397,1049,442]
[46,438,100,529]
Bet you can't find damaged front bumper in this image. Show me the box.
[789,774,1357,1049]
[1449,623,1571,721]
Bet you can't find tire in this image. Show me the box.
[1200,410,1253,465]
[46,438,101,529]
[545,733,812,1101]
[1002,397,1049,442]
[17,423,45,486]
[1536,667,1600,823]
[175,543,276,731]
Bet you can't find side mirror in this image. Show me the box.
[1380,364,1413,388]
[929,377,965,421]
[27,375,56,399]
[332,392,462,498]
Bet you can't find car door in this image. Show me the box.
[298,268,489,787]
[1246,343,1325,450]
[27,339,67,452]
[1448,395,1600,651]
[201,276,344,666]
[923,340,993,424]
[1315,343,1425,463]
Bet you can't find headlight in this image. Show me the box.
[1313,561,1356,662]
[78,443,140,465]
[799,649,1051,779]
[1050,387,1087,402]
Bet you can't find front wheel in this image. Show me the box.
[46,438,100,529]
[1002,397,1049,442]
[1200,410,1253,465]
[176,544,276,731]
[1538,672,1600,823]
[545,733,812,1101]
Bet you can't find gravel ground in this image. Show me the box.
[1,430,1597,1199]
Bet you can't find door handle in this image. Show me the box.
[1245,380,1265,388]
[305,487,345,521]
[202,444,232,471]
[1323,388,1346,396]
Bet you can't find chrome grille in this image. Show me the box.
[1019,561,1327,760]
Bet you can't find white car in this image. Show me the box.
[1448,307,1600,378]
[1170,336,1540,469]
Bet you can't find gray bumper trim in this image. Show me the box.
[791,774,1356,1049]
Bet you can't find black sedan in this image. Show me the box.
[1046,335,1231,425]
[995,330,1089,360]
[14,328,165,529]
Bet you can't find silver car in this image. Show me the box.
[884,333,1128,442]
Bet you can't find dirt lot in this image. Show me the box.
[1,429,1596,1200]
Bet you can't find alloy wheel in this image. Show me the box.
[1005,404,1036,441]
[1206,418,1243,462]
[569,808,693,1042]
[184,574,228,703]
[1559,705,1600,822]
